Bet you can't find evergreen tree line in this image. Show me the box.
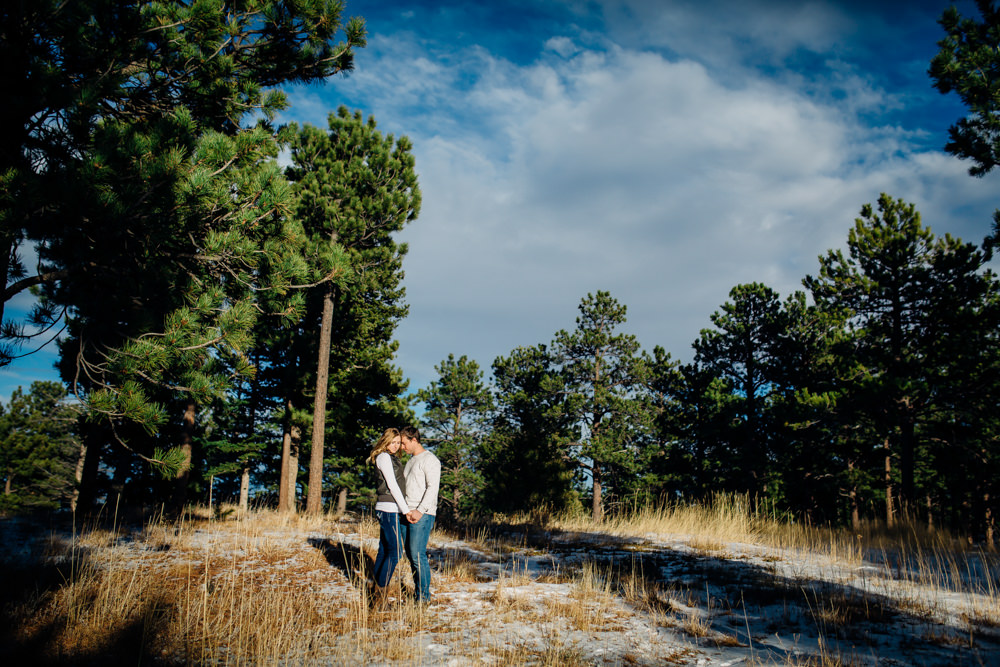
[418,195,1000,548]
[3,0,1000,544]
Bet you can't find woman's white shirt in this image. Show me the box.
[374,451,409,514]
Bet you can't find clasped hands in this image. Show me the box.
[405,510,422,524]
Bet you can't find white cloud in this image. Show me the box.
[283,5,999,393]
[9,1,995,405]
[593,0,854,70]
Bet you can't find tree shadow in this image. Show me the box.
[450,520,1000,666]
[308,536,374,586]
[0,523,168,666]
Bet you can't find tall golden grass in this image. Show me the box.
[1,496,996,665]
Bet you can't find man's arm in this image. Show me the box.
[414,455,441,516]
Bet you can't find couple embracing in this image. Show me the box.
[367,426,440,607]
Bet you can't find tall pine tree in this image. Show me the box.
[285,107,420,514]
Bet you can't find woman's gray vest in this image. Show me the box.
[377,455,406,505]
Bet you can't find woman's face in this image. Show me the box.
[387,435,402,454]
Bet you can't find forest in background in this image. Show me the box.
[3,1,1000,546]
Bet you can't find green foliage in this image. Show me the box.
[692,282,787,495]
[483,344,579,514]
[149,446,194,481]
[930,0,1000,177]
[929,0,1000,249]
[0,382,80,512]
[285,107,420,511]
[553,291,655,521]
[417,354,494,521]
[642,345,699,500]
[2,0,367,499]
[467,195,998,536]
[807,195,972,506]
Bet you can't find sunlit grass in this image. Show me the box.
[2,497,998,665]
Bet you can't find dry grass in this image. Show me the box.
[3,507,430,665]
[803,587,895,631]
[437,548,490,583]
[680,607,713,638]
[491,636,589,667]
[961,607,1000,630]
[512,495,1000,610]
[542,493,761,545]
[3,498,999,666]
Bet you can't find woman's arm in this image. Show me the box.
[375,453,409,513]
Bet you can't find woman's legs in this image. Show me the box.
[373,511,402,588]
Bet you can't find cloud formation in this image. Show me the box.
[5,0,995,403]
[279,0,996,395]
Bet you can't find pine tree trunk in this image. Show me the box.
[335,487,347,519]
[75,427,103,514]
[884,437,895,528]
[0,234,11,332]
[592,464,603,524]
[985,493,995,549]
[901,417,915,510]
[851,492,860,532]
[240,468,250,511]
[279,399,294,513]
[4,472,11,495]
[306,285,335,514]
[70,440,87,513]
[111,459,128,504]
[171,401,197,513]
[289,425,301,511]
[848,459,860,531]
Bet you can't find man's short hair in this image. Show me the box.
[400,425,420,442]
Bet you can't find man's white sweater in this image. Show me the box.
[404,450,441,516]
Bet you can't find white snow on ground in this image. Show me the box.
[3,514,999,665]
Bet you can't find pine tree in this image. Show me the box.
[767,291,877,526]
[0,381,80,512]
[285,107,420,514]
[929,0,1000,246]
[417,354,494,521]
[553,291,653,523]
[2,0,366,364]
[693,282,787,497]
[930,0,1000,178]
[2,0,367,511]
[483,344,579,514]
[642,345,693,502]
[805,194,995,525]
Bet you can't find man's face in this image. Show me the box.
[401,436,416,454]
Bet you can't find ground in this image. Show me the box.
[1,511,998,666]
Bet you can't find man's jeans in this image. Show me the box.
[373,511,403,588]
[402,513,435,601]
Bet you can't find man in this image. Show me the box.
[399,425,440,604]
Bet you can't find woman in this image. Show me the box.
[367,427,409,607]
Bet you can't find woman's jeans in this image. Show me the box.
[373,510,403,588]
[402,513,435,601]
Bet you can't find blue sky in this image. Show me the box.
[3,0,998,403]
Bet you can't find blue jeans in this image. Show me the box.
[402,513,435,601]
[373,511,404,588]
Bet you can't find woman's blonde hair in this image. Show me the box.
[367,428,401,464]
